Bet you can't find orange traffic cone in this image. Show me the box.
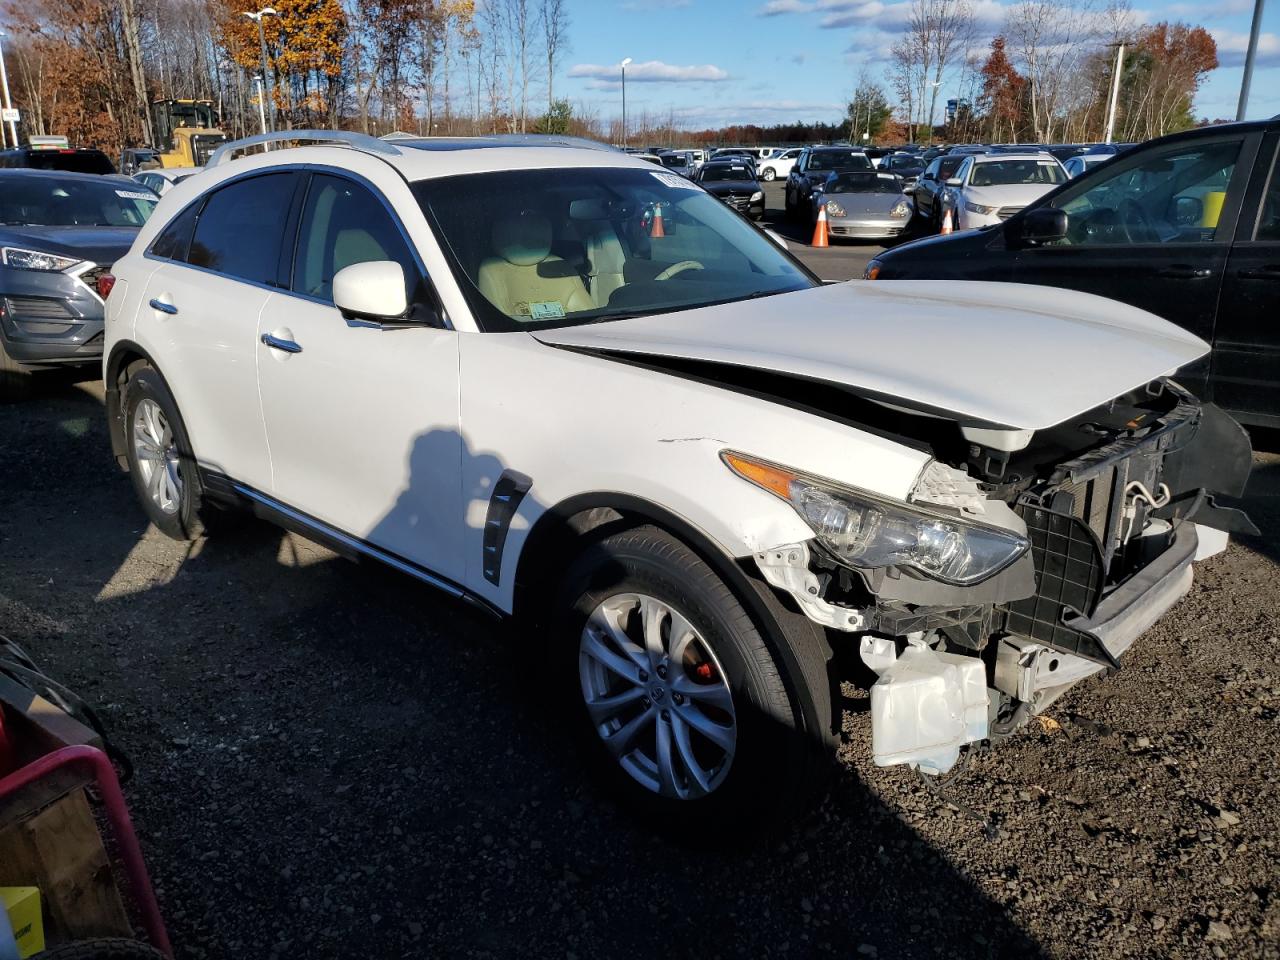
[811,205,829,247]
[650,204,666,238]
[940,208,954,235]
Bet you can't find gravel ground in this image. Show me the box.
[2,374,1278,960]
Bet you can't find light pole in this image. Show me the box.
[620,57,631,147]
[243,7,278,133]
[252,74,269,141]
[0,30,17,149]
[1103,41,1127,144]
[1236,0,1267,121]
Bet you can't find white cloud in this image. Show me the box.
[758,0,814,15]
[1212,29,1280,68]
[568,60,730,83]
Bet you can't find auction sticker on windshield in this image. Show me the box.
[650,171,698,190]
[115,189,156,201]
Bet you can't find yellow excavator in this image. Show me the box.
[147,99,227,168]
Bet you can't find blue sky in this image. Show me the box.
[556,0,1280,131]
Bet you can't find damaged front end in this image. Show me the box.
[736,380,1256,775]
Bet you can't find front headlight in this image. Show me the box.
[722,451,1028,586]
[825,199,846,217]
[964,200,997,215]
[0,246,83,272]
[891,200,911,218]
[750,190,764,202]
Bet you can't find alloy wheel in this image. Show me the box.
[579,592,737,800]
[132,398,183,515]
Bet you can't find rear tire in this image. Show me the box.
[761,167,776,181]
[121,364,214,541]
[553,524,833,840]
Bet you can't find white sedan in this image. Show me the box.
[756,147,802,182]
[98,129,1247,836]
[944,152,1069,230]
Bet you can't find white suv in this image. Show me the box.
[100,131,1251,835]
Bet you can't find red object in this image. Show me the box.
[96,273,117,300]
[811,205,829,247]
[649,205,666,238]
[941,208,954,235]
[0,745,173,956]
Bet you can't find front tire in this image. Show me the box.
[0,338,34,402]
[554,525,833,838]
[121,365,212,541]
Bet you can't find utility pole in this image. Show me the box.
[252,75,269,139]
[1103,42,1126,144]
[243,8,279,132]
[620,58,631,147]
[1236,0,1266,121]
[0,30,17,149]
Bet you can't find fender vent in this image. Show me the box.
[482,471,532,585]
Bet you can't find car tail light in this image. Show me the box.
[97,273,116,299]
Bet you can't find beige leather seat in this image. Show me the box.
[477,213,592,319]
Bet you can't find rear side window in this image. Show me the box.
[149,202,201,261]
[187,173,297,284]
[1256,146,1280,242]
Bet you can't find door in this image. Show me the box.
[1213,132,1280,425]
[1007,133,1258,401]
[255,172,466,582]
[138,171,302,491]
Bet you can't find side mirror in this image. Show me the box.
[945,177,963,187]
[763,228,789,251]
[1012,207,1068,247]
[333,260,409,322]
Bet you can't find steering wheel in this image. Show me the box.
[655,260,705,281]
[1118,199,1158,244]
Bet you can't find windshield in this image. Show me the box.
[660,154,688,168]
[0,175,156,226]
[826,172,902,194]
[886,157,923,174]
[969,159,1066,187]
[702,164,754,182]
[413,167,815,332]
[807,151,871,173]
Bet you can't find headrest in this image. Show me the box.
[493,213,552,266]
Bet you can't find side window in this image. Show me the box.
[1256,147,1280,242]
[187,172,297,283]
[291,173,419,304]
[148,201,201,261]
[1050,139,1244,246]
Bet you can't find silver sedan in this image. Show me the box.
[810,170,913,240]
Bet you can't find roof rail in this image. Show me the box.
[208,129,401,167]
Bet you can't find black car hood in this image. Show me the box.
[0,225,139,267]
[702,181,760,196]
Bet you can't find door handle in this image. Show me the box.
[260,333,302,354]
[1238,264,1280,280]
[148,298,178,315]
[1155,265,1213,279]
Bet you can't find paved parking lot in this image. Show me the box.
[2,236,1279,959]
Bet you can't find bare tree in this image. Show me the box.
[538,0,568,112]
[1005,0,1103,142]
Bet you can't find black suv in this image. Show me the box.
[783,147,872,219]
[0,146,115,175]
[867,118,1280,427]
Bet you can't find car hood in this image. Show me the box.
[824,191,904,216]
[0,225,140,267]
[532,280,1208,431]
[963,182,1058,207]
